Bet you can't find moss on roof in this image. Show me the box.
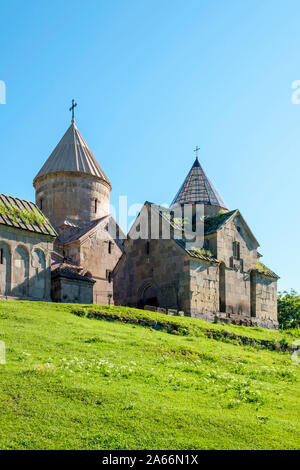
[204,210,236,235]
[0,194,57,237]
[189,248,214,258]
[256,261,279,279]
[0,202,45,226]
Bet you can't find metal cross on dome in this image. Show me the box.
[194,145,200,159]
[69,99,77,121]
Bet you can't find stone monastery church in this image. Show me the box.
[0,114,279,329]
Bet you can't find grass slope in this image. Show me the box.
[0,300,299,450]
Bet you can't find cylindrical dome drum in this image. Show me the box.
[34,171,110,229]
[33,120,111,231]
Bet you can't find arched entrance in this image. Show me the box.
[143,285,158,307]
[219,262,226,313]
[138,282,159,308]
[0,242,11,296]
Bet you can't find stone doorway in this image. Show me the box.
[138,283,159,308]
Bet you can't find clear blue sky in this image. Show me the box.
[0,0,299,291]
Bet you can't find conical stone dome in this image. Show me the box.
[171,157,228,217]
[33,121,111,230]
[34,120,110,186]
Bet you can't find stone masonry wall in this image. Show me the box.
[51,276,94,304]
[216,214,257,318]
[189,259,219,318]
[58,221,123,305]
[224,268,251,317]
[113,238,190,312]
[79,228,122,305]
[255,274,278,328]
[217,214,257,272]
[34,172,110,229]
[0,225,53,300]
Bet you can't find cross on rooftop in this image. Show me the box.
[194,145,200,159]
[69,99,77,122]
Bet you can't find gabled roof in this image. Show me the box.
[57,214,125,251]
[204,210,236,235]
[171,157,227,209]
[58,216,109,244]
[155,203,236,238]
[0,193,57,237]
[114,201,266,273]
[205,209,260,248]
[126,202,219,263]
[127,202,260,257]
[51,267,95,283]
[33,121,111,187]
[57,217,80,229]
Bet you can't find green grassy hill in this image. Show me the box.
[0,300,299,450]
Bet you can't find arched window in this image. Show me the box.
[106,270,112,283]
[219,262,226,313]
[30,248,46,299]
[108,241,112,254]
[233,241,240,260]
[94,199,98,214]
[13,245,29,297]
[0,242,11,296]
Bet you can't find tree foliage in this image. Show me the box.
[278,289,300,329]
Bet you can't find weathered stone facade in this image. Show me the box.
[113,198,279,329]
[2,117,278,326]
[0,196,56,301]
[114,237,190,311]
[54,216,123,304]
[188,211,278,328]
[189,259,219,316]
[252,273,278,329]
[51,268,95,304]
[33,120,124,304]
[34,172,110,229]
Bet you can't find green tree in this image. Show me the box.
[278,289,300,329]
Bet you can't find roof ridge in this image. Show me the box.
[0,192,36,206]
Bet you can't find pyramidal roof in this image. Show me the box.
[171,157,227,209]
[33,121,111,187]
